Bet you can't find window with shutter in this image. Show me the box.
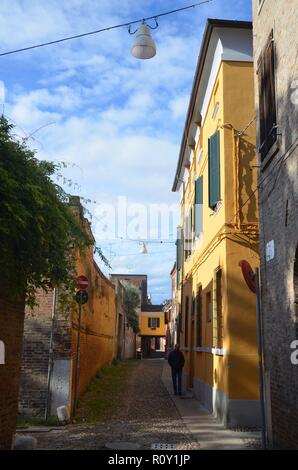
[196,285,203,347]
[148,318,160,329]
[184,210,192,259]
[194,176,203,237]
[184,296,189,347]
[176,227,183,288]
[208,131,220,210]
[212,269,223,349]
[206,291,212,323]
[258,30,277,161]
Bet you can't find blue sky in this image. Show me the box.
[0,0,252,303]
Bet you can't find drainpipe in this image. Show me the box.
[45,287,57,421]
[73,291,83,416]
[178,179,186,349]
[255,268,267,449]
[234,131,241,230]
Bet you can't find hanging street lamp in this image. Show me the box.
[129,20,158,60]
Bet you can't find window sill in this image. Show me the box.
[209,200,222,216]
[194,347,226,356]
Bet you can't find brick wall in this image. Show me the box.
[253,0,298,449]
[19,205,118,419]
[0,294,25,450]
[19,290,72,418]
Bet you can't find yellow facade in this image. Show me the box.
[139,311,166,337]
[174,21,260,427]
[139,309,166,357]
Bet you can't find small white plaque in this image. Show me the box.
[266,240,275,262]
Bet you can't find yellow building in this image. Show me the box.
[172,20,260,427]
[139,305,166,357]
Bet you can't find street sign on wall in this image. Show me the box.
[266,240,275,262]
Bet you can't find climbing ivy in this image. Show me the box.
[0,116,106,307]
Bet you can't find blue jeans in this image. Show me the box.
[171,368,182,394]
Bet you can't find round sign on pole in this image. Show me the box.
[75,290,88,305]
[77,275,89,290]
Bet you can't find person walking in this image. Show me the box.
[167,344,185,396]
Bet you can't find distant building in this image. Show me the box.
[110,274,148,306]
[109,274,147,351]
[111,280,136,360]
[110,273,167,356]
[139,304,166,357]
[252,0,298,449]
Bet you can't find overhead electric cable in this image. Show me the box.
[0,1,211,57]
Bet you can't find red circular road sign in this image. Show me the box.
[77,275,89,290]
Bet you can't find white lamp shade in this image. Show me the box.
[131,23,156,60]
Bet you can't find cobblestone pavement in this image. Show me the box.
[20,359,199,450]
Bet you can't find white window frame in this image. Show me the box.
[149,317,160,329]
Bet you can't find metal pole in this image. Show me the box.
[73,291,82,416]
[177,178,186,347]
[255,268,267,449]
[45,287,57,420]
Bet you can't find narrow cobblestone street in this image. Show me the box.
[20,359,198,450]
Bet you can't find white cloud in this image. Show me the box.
[1,0,252,301]
[169,93,189,120]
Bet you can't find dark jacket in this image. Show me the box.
[168,349,185,370]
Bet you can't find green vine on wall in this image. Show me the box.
[0,116,108,307]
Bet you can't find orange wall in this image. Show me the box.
[71,245,117,403]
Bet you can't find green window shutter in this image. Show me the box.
[194,176,203,237]
[176,227,183,288]
[176,227,182,272]
[208,131,220,209]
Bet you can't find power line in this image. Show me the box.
[0,1,211,57]
[111,249,175,257]
[90,211,176,244]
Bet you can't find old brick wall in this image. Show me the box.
[253,0,298,449]
[19,205,118,418]
[0,294,25,450]
[19,290,72,418]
